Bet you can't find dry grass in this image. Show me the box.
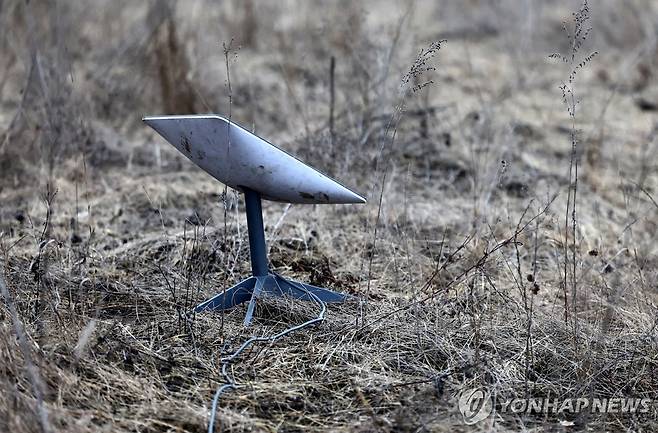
[1,0,658,432]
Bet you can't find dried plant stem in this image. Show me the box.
[0,270,52,433]
[329,56,336,150]
[551,0,597,339]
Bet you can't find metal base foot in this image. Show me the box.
[194,273,349,326]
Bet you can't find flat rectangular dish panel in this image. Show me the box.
[143,115,366,204]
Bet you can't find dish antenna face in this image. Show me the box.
[143,114,365,325]
[143,115,365,204]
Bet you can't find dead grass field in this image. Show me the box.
[1,0,657,432]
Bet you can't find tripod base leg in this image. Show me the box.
[271,274,350,303]
[193,277,256,312]
[243,276,266,326]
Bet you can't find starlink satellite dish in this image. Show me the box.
[143,114,365,326]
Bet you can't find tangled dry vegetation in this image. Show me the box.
[1,0,658,432]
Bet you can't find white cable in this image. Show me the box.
[207,280,326,433]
